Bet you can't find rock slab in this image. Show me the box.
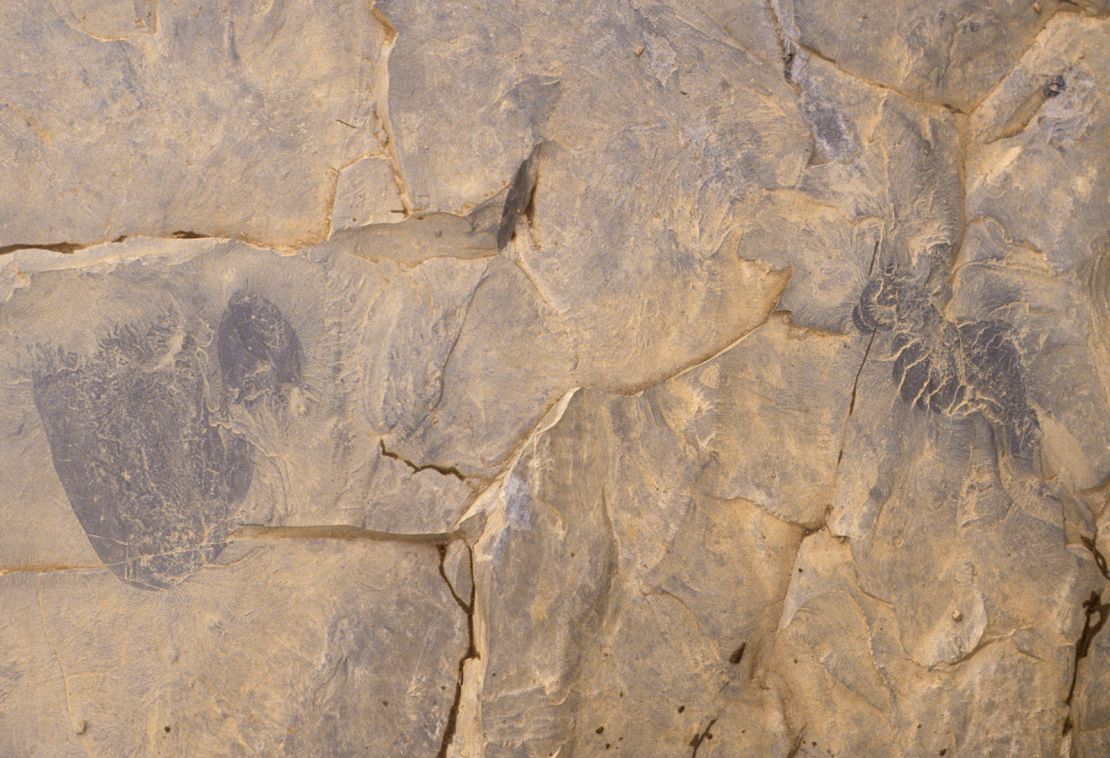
[0,1,1107,756]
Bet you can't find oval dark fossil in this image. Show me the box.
[33,318,255,589]
[217,290,304,408]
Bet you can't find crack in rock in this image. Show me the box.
[437,543,478,758]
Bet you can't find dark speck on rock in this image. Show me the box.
[1044,75,1066,98]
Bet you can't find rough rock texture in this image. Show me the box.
[0,1,1107,756]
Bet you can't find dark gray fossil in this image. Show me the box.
[218,290,304,409]
[33,293,303,590]
[855,266,1039,465]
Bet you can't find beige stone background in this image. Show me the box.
[0,1,1108,756]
